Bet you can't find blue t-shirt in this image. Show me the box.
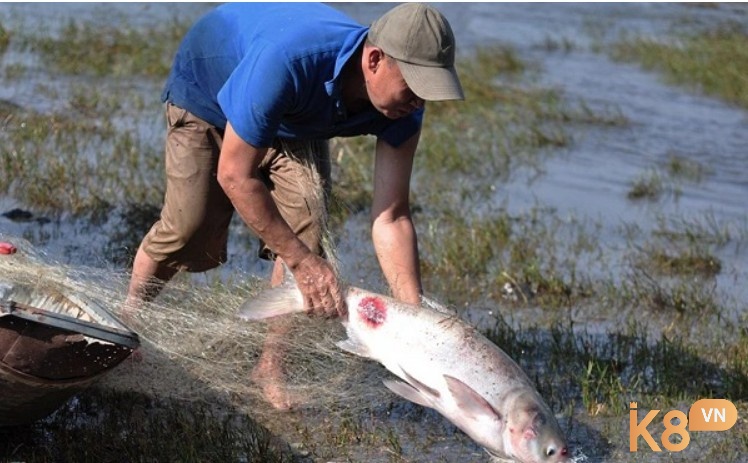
[161,2,423,148]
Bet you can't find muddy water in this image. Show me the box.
[1,3,747,463]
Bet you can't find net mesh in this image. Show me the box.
[0,236,389,420]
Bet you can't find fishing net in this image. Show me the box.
[0,235,390,421]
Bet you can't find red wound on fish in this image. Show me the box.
[0,242,17,255]
[358,297,387,328]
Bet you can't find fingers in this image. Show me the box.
[302,284,334,318]
[333,286,347,318]
[306,277,342,318]
[294,255,346,319]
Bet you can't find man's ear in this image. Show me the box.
[364,45,385,73]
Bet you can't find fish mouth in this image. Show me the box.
[484,449,573,463]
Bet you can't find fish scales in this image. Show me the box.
[239,282,572,463]
[345,289,531,399]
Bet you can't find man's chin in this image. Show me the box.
[381,110,405,120]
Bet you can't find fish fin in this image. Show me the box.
[444,375,502,423]
[280,262,296,287]
[420,294,457,315]
[383,379,434,408]
[237,285,304,321]
[335,335,371,358]
[400,368,441,399]
[383,366,441,408]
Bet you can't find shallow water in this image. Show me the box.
[1,3,747,463]
[2,2,746,292]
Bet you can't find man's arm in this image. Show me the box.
[217,122,345,316]
[371,131,423,305]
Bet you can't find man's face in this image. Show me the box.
[366,54,425,119]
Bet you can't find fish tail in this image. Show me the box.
[237,285,304,321]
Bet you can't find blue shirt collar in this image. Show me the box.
[324,27,369,98]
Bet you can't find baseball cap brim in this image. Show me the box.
[398,60,465,101]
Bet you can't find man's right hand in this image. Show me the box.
[290,254,347,319]
[217,124,346,319]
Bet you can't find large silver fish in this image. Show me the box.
[239,283,571,463]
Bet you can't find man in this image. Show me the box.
[125,2,464,408]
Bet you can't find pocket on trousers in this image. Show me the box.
[166,102,188,129]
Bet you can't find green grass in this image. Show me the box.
[0,107,164,216]
[0,21,10,55]
[486,317,748,417]
[627,154,711,203]
[665,153,710,183]
[0,16,182,219]
[645,249,722,278]
[610,23,748,109]
[628,169,664,201]
[18,20,187,78]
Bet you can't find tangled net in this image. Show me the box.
[0,235,390,421]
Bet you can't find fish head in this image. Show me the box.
[505,400,571,463]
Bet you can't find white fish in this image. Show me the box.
[239,283,571,463]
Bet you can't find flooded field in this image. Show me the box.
[1,3,747,463]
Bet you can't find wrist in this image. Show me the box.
[278,244,314,270]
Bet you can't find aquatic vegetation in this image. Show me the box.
[17,19,187,78]
[610,23,748,109]
[619,267,721,315]
[420,46,567,180]
[0,22,9,55]
[649,212,736,248]
[627,155,711,203]
[328,137,376,229]
[644,249,722,278]
[0,107,164,216]
[627,169,664,201]
[665,152,710,183]
[420,211,513,304]
[484,316,748,419]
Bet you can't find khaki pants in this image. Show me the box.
[142,103,331,272]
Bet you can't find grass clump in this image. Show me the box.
[0,107,164,217]
[19,19,188,78]
[646,249,722,278]
[485,318,748,420]
[610,23,748,109]
[627,155,710,203]
[418,207,598,309]
[420,212,513,304]
[614,266,721,316]
[419,45,567,180]
[665,152,710,182]
[0,21,10,55]
[627,169,664,201]
[650,212,735,248]
[328,137,376,229]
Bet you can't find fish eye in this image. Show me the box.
[546,447,556,456]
